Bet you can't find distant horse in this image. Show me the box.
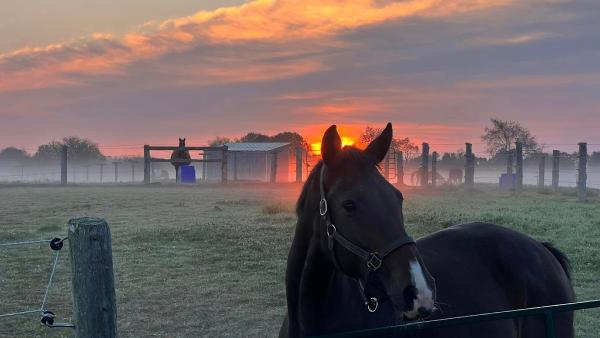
[447,168,463,184]
[410,170,446,186]
[170,138,191,183]
[280,123,574,337]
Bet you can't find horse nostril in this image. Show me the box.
[403,285,417,300]
[418,306,432,318]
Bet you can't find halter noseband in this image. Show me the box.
[319,164,416,312]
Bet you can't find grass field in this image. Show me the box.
[0,183,599,337]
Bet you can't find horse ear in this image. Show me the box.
[321,125,342,166]
[365,122,393,164]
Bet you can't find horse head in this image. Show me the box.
[315,123,436,320]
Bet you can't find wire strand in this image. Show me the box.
[0,239,51,247]
[40,250,60,312]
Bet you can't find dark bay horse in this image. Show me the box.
[170,138,191,182]
[280,123,574,337]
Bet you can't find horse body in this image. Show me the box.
[281,124,574,338]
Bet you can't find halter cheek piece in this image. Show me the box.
[319,165,416,313]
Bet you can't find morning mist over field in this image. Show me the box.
[1,0,600,156]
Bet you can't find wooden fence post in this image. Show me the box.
[538,155,546,189]
[270,151,278,183]
[420,143,429,188]
[143,145,150,184]
[68,217,117,338]
[465,143,474,187]
[113,162,119,183]
[100,163,105,184]
[431,152,438,187]
[507,150,514,176]
[296,147,303,183]
[578,142,587,201]
[552,150,560,192]
[396,151,404,185]
[130,161,135,183]
[221,146,228,184]
[515,142,523,192]
[61,145,68,185]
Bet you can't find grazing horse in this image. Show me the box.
[447,168,463,184]
[170,138,191,183]
[280,123,574,338]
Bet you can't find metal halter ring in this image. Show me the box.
[366,297,379,313]
[319,198,328,216]
[327,223,337,238]
[367,253,383,271]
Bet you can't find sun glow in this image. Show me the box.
[310,136,355,156]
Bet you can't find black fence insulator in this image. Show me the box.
[41,311,55,326]
[50,237,67,251]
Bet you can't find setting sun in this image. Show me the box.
[310,136,355,156]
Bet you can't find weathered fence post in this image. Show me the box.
[396,151,404,185]
[507,150,514,176]
[270,151,278,183]
[431,152,438,187]
[61,145,68,185]
[143,145,150,184]
[85,165,90,183]
[295,147,303,183]
[100,163,105,184]
[113,162,119,183]
[538,155,546,189]
[130,161,135,183]
[465,143,474,187]
[420,143,429,188]
[221,146,228,184]
[68,217,117,338]
[552,150,560,191]
[515,142,523,192]
[578,142,587,201]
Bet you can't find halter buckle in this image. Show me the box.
[319,198,328,216]
[366,297,379,313]
[367,253,382,271]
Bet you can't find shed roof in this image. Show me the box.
[224,142,290,152]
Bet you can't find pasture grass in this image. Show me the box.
[0,183,598,337]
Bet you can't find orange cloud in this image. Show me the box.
[0,0,513,93]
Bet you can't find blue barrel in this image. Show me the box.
[499,173,516,189]
[179,165,196,183]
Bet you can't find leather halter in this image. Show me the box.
[319,164,416,312]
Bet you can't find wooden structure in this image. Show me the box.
[68,217,117,338]
[204,143,303,183]
[143,144,228,184]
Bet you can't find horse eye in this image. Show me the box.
[342,200,357,212]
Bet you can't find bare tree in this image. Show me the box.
[360,126,419,159]
[482,118,541,156]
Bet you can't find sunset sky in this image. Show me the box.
[1,0,599,156]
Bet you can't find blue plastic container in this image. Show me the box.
[179,165,196,184]
[499,173,516,189]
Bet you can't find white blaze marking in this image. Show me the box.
[404,260,434,319]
